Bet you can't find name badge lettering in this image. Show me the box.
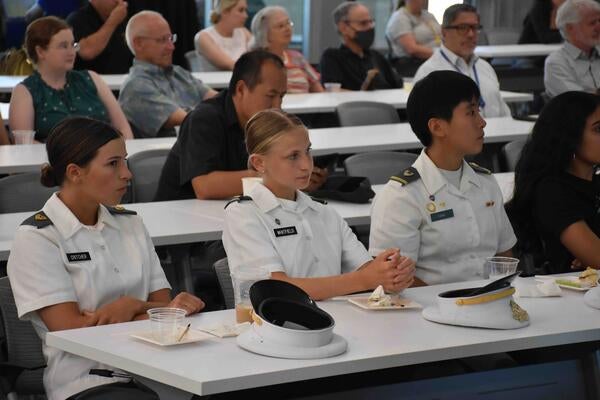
[274,226,298,238]
[430,209,454,222]
[67,252,92,262]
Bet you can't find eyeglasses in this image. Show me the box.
[50,42,79,52]
[344,18,375,29]
[444,24,483,35]
[139,33,177,45]
[272,20,294,31]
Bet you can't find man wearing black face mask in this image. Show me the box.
[320,1,402,91]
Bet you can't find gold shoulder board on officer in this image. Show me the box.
[21,211,54,229]
[468,162,491,175]
[224,195,253,209]
[390,166,420,186]
[310,196,328,205]
[106,205,137,215]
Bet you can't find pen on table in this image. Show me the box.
[177,323,191,342]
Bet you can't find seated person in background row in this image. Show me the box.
[508,91,600,274]
[119,11,217,138]
[7,117,203,400]
[544,0,600,98]
[413,4,511,118]
[195,0,252,71]
[369,71,516,286]
[386,0,441,76]
[0,111,9,145]
[320,1,403,91]
[251,6,324,93]
[67,0,133,74]
[10,16,133,143]
[518,0,565,44]
[223,109,415,300]
[154,50,327,202]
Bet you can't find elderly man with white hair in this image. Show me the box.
[250,6,323,93]
[544,0,600,97]
[118,11,217,138]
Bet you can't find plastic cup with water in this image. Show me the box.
[147,307,186,344]
[486,257,519,281]
[12,130,35,145]
[231,268,270,323]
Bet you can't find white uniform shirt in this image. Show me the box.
[544,41,600,97]
[413,44,511,118]
[369,150,516,285]
[7,193,170,400]
[222,183,372,278]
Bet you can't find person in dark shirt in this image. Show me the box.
[518,0,565,44]
[508,91,600,274]
[67,0,132,74]
[155,49,328,201]
[320,1,402,91]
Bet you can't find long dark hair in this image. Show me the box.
[508,91,600,252]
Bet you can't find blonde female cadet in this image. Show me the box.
[222,109,415,300]
[7,117,204,400]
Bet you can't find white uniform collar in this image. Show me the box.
[248,183,320,214]
[413,149,482,195]
[440,43,478,69]
[563,40,600,60]
[42,193,119,239]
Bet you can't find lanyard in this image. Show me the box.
[440,50,486,109]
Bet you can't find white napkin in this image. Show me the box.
[514,279,562,297]
[198,322,250,338]
[585,287,600,309]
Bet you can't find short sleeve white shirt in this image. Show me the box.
[7,193,170,400]
[222,183,372,278]
[369,150,516,285]
[413,44,511,118]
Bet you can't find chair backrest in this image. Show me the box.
[0,277,45,394]
[344,151,418,185]
[500,139,527,172]
[213,258,234,310]
[127,149,170,203]
[0,173,56,213]
[185,50,202,72]
[336,101,400,127]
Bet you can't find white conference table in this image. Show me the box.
[474,44,562,59]
[0,117,534,174]
[46,276,600,398]
[0,173,515,262]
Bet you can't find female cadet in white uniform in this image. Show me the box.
[369,71,516,286]
[222,109,415,300]
[7,117,204,400]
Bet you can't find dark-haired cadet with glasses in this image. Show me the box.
[413,4,511,118]
[7,117,204,400]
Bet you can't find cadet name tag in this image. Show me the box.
[67,252,92,262]
[274,226,298,238]
[430,209,454,222]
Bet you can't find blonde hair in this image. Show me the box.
[245,109,307,170]
[211,0,241,24]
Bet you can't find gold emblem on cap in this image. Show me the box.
[115,205,125,211]
[426,203,436,213]
[34,213,47,221]
[403,170,414,177]
[510,300,529,322]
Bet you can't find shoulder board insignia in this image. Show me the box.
[106,205,137,215]
[310,197,328,205]
[225,195,253,209]
[21,211,53,228]
[468,162,492,175]
[390,167,420,185]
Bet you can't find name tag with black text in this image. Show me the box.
[66,252,92,262]
[430,209,454,222]
[274,226,298,238]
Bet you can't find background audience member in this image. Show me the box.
[519,0,565,44]
[9,16,132,142]
[195,0,251,71]
[251,6,323,93]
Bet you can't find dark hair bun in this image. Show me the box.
[40,163,58,187]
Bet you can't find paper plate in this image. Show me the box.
[422,306,530,330]
[348,296,422,310]
[130,329,212,346]
[237,328,347,359]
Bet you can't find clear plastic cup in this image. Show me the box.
[486,257,519,281]
[12,130,35,145]
[147,307,186,344]
[231,268,270,323]
[324,82,342,92]
[241,177,262,195]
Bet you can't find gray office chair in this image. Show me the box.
[213,258,234,310]
[500,139,527,172]
[336,101,400,127]
[185,50,202,72]
[0,277,46,398]
[344,151,418,185]
[127,149,170,203]
[0,173,56,213]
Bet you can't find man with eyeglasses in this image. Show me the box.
[67,0,132,74]
[413,4,510,118]
[544,0,600,97]
[118,11,217,138]
[320,1,402,91]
